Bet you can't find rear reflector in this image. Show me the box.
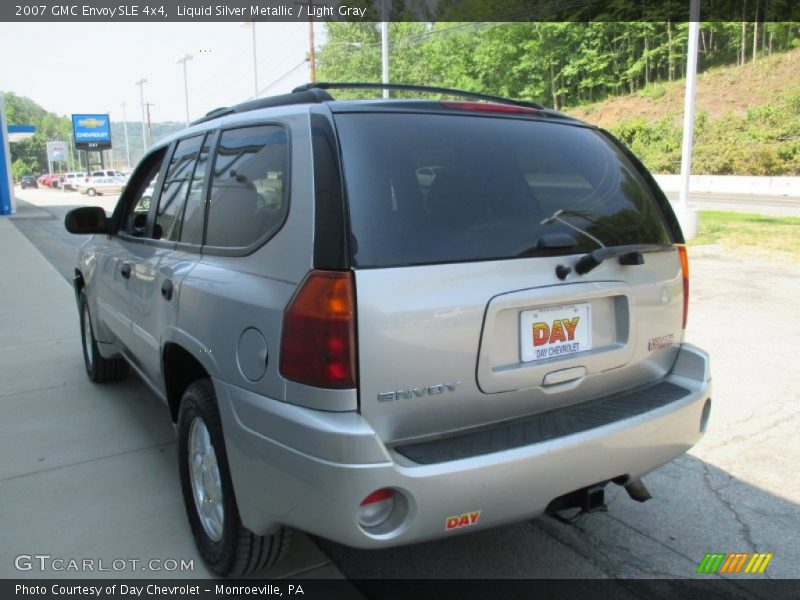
[358,489,395,528]
[279,270,356,389]
[677,245,689,328]
[440,100,539,115]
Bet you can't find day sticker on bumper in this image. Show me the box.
[445,511,481,531]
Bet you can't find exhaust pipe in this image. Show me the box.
[624,478,652,503]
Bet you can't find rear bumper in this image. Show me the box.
[217,344,710,549]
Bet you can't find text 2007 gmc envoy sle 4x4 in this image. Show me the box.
[65,83,711,576]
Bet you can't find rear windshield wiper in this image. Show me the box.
[574,244,669,275]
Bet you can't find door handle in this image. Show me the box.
[120,263,131,279]
[161,279,174,301]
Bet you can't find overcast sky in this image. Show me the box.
[0,22,325,123]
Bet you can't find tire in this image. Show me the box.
[87,188,96,196]
[79,291,128,383]
[178,379,291,576]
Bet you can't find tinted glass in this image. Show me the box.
[154,135,204,241]
[335,114,672,268]
[179,134,211,245]
[205,126,288,249]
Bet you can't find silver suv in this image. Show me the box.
[65,83,711,577]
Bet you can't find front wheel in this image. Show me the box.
[178,379,290,576]
[87,188,96,196]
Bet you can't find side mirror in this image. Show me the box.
[64,206,109,234]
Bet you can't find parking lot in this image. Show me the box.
[3,186,799,584]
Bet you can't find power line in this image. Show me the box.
[257,58,309,96]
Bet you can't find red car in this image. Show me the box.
[42,173,63,188]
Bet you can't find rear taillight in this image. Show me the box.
[279,270,356,389]
[439,100,540,115]
[677,245,689,329]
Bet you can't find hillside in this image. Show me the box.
[565,49,800,175]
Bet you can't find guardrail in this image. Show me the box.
[653,175,800,197]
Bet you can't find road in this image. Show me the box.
[663,191,800,217]
[8,186,800,583]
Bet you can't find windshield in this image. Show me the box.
[334,113,673,268]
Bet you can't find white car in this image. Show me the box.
[62,172,87,191]
[77,176,126,196]
[92,169,128,180]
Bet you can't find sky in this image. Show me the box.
[0,22,326,123]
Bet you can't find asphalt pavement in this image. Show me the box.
[6,186,800,583]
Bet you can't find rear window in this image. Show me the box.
[334,113,673,268]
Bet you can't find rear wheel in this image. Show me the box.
[87,188,96,196]
[79,291,128,382]
[178,379,290,576]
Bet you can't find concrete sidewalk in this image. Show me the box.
[0,216,344,580]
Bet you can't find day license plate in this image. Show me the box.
[520,303,592,363]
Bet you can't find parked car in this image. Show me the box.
[76,176,126,196]
[62,172,87,191]
[42,173,62,188]
[65,83,710,577]
[37,174,49,186]
[91,169,128,180]
[20,175,38,189]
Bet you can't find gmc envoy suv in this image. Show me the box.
[65,83,711,576]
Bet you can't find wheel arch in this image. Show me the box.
[162,341,214,423]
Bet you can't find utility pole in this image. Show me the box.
[293,0,316,82]
[135,78,148,152]
[145,103,155,148]
[677,0,700,240]
[308,20,316,83]
[176,53,194,126]
[381,0,389,98]
[121,102,131,170]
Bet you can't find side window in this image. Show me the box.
[120,148,167,237]
[153,135,204,241]
[179,134,212,245]
[205,125,288,249]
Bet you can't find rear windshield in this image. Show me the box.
[334,113,673,268]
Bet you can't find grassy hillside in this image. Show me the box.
[566,49,800,175]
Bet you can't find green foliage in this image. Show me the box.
[609,90,800,176]
[317,21,797,110]
[11,159,32,180]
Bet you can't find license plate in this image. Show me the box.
[520,303,592,363]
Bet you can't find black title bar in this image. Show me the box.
[3,0,799,22]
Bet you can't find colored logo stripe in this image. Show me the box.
[697,552,773,574]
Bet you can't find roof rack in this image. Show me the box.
[191,82,545,127]
[191,88,334,126]
[292,82,545,110]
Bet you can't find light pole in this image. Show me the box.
[677,0,701,239]
[240,22,258,98]
[121,102,131,170]
[176,53,194,125]
[380,0,389,98]
[134,78,148,152]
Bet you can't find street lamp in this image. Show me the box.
[240,22,258,98]
[176,53,194,125]
[134,78,148,151]
[121,102,131,170]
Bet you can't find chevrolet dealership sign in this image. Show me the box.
[72,114,112,150]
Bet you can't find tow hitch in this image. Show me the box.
[546,478,652,524]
